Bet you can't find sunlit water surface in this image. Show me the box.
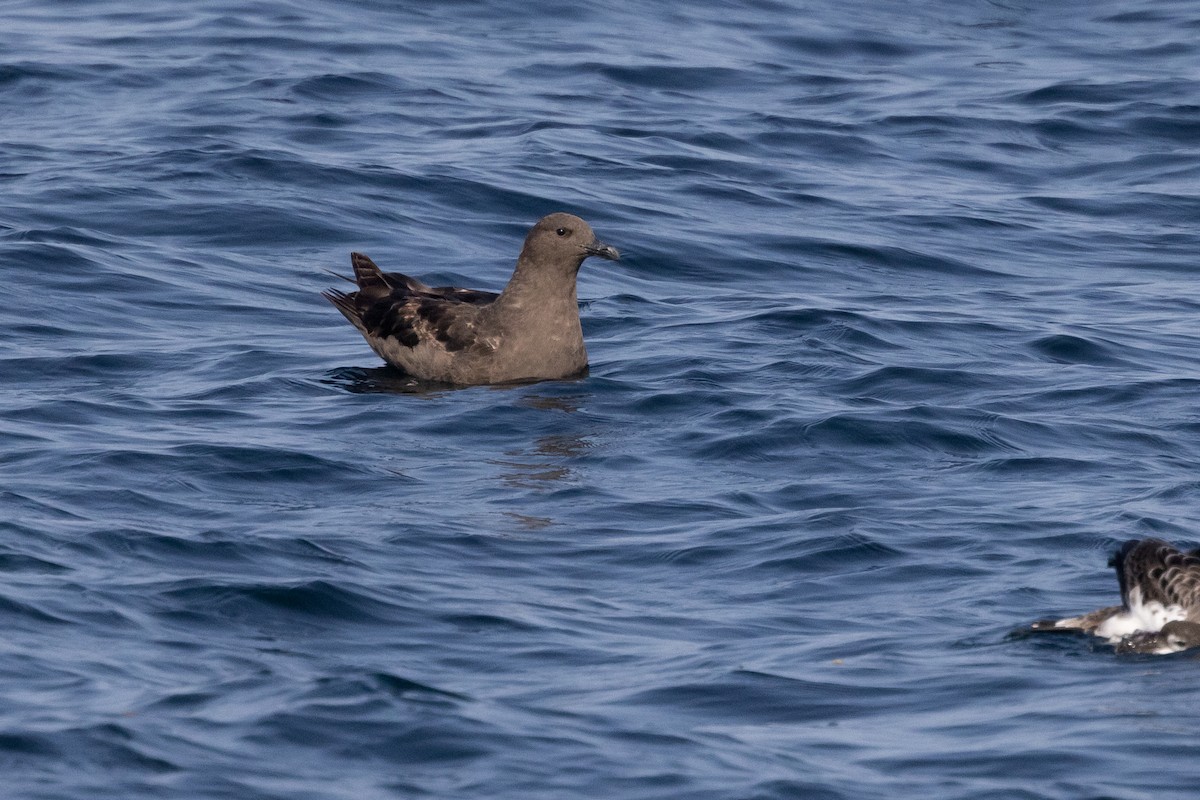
[4,1,1200,797]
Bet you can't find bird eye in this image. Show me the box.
[555,227,568,236]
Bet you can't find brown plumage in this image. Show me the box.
[324,213,619,385]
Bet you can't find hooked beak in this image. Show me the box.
[583,238,620,261]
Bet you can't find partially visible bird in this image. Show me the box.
[1031,538,1200,654]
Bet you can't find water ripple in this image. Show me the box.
[4,0,1200,797]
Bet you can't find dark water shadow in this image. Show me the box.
[320,365,589,396]
[321,365,458,395]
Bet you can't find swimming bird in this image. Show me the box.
[324,212,619,385]
[1031,538,1200,654]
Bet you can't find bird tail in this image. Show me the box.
[351,252,388,291]
[321,286,361,326]
[322,253,384,330]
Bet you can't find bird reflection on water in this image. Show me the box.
[493,432,593,490]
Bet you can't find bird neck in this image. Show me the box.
[495,256,582,313]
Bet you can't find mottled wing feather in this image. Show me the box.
[1112,539,1200,611]
[430,287,499,305]
[380,270,432,294]
[415,295,490,352]
[360,293,424,348]
[324,252,499,353]
[1156,547,1200,610]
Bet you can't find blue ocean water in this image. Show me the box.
[3,0,1200,797]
